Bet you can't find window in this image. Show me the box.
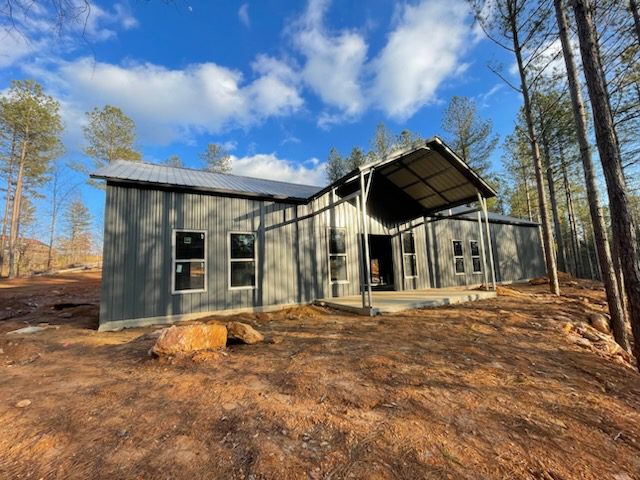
[229,233,257,289]
[402,232,418,278]
[173,230,206,293]
[470,240,482,274]
[328,228,347,283]
[452,240,465,275]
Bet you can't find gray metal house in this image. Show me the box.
[92,137,545,331]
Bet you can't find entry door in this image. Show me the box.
[368,235,394,290]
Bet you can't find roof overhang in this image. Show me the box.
[320,137,497,224]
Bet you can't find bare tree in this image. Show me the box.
[46,160,77,270]
[571,0,639,363]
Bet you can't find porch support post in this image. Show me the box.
[360,170,373,313]
[356,195,366,308]
[479,194,497,290]
[476,194,489,290]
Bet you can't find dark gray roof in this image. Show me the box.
[443,205,539,227]
[91,160,324,201]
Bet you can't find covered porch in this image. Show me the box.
[315,287,497,315]
[314,136,499,315]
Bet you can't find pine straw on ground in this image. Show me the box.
[0,272,639,479]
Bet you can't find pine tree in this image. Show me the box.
[368,123,395,162]
[200,143,231,173]
[83,105,141,167]
[553,0,629,352]
[571,0,640,367]
[165,155,183,168]
[346,147,366,171]
[63,199,93,265]
[471,0,560,296]
[441,96,498,176]
[0,80,63,278]
[325,147,346,183]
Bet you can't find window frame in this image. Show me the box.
[469,239,482,275]
[172,228,207,295]
[401,232,418,279]
[452,239,465,276]
[327,227,349,285]
[228,231,258,291]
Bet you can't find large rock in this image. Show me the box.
[227,322,264,345]
[151,323,227,356]
[589,313,611,334]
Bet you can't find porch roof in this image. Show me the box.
[319,136,497,223]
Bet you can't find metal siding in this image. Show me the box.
[100,184,543,326]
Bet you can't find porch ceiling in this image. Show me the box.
[336,137,497,224]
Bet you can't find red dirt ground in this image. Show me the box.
[0,271,639,479]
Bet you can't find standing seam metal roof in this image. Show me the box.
[91,160,324,200]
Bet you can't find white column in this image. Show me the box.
[476,193,489,290]
[356,195,366,308]
[360,171,373,312]
[481,196,497,290]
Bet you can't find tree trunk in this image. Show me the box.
[590,222,602,280]
[555,0,628,351]
[47,172,58,271]
[560,152,582,277]
[8,136,27,279]
[522,163,533,221]
[630,0,640,46]
[572,0,639,363]
[540,122,567,273]
[509,3,560,295]
[0,131,17,277]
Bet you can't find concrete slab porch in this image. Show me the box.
[315,288,497,315]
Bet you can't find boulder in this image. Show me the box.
[589,313,611,334]
[227,322,264,345]
[151,323,227,356]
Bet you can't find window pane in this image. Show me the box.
[403,233,416,254]
[470,240,480,257]
[472,257,482,273]
[176,231,205,260]
[330,255,347,282]
[231,233,255,259]
[455,258,465,274]
[404,255,417,277]
[175,261,205,291]
[231,261,256,287]
[329,229,346,254]
[453,240,463,257]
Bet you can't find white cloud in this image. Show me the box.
[290,0,367,119]
[0,2,138,67]
[370,0,474,120]
[0,29,43,68]
[41,55,302,145]
[83,3,139,41]
[238,3,250,28]
[230,153,326,186]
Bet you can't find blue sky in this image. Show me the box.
[1,0,523,234]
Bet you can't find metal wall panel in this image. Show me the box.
[100,184,543,326]
[100,184,429,325]
[426,217,545,287]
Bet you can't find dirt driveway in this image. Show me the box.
[0,271,639,479]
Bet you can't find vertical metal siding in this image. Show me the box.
[100,184,543,325]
